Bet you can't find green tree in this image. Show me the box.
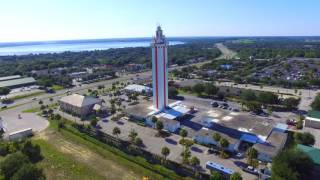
[210,171,223,180]
[190,156,200,174]
[11,163,45,180]
[168,87,179,98]
[241,90,257,101]
[271,149,313,180]
[246,147,258,167]
[128,129,138,142]
[112,127,121,137]
[294,132,315,146]
[230,172,242,180]
[155,121,164,134]
[54,114,61,120]
[0,87,10,95]
[212,132,221,143]
[0,152,30,179]
[311,94,320,110]
[179,129,188,140]
[282,97,300,110]
[90,117,98,127]
[161,146,170,160]
[181,147,191,164]
[21,141,42,163]
[258,92,279,105]
[134,137,143,146]
[192,83,205,96]
[151,116,158,124]
[204,83,219,96]
[219,138,229,150]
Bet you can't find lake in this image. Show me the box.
[0,38,184,56]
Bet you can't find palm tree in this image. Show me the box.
[179,129,188,140]
[246,147,258,167]
[219,138,229,158]
[190,156,200,175]
[155,121,164,135]
[210,171,223,180]
[151,116,158,123]
[212,132,221,145]
[161,146,170,160]
[112,127,121,138]
[128,129,138,142]
[181,147,191,164]
[230,172,242,180]
[134,137,143,146]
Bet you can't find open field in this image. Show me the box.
[32,123,178,180]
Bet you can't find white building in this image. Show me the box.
[193,127,239,152]
[151,26,168,111]
[123,84,152,94]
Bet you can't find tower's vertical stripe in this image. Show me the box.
[155,47,159,109]
[163,47,166,107]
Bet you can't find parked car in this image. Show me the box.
[242,165,259,176]
[211,101,219,107]
[236,152,243,158]
[286,119,297,126]
[207,148,219,155]
[232,108,239,112]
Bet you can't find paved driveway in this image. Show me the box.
[1,112,49,138]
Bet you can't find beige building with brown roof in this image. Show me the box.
[59,94,102,117]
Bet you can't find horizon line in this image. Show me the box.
[1,35,320,44]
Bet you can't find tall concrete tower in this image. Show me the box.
[151,26,168,111]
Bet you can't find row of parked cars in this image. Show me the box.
[210,101,239,112]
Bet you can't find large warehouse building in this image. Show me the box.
[0,75,36,89]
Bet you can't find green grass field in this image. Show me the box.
[12,91,45,100]
[32,121,188,180]
[52,85,64,91]
[33,138,105,180]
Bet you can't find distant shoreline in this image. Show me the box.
[0,38,185,56]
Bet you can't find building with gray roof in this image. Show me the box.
[59,94,102,117]
[0,77,36,88]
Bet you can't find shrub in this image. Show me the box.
[294,132,315,146]
[0,152,30,179]
[179,139,194,147]
[21,141,42,163]
[11,163,45,180]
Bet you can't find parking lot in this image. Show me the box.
[98,117,257,180]
[0,105,49,139]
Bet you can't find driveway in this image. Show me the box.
[1,112,49,138]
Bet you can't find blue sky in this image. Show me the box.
[0,0,319,42]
